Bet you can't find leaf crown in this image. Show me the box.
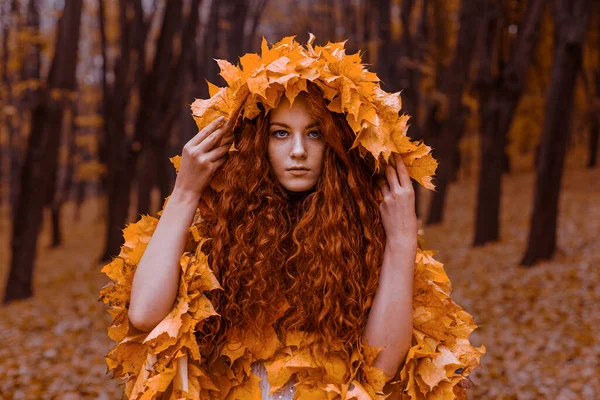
[189,33,438,189]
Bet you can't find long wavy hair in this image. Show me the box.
[194,82,387,362]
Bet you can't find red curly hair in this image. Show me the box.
[194,82,387,362]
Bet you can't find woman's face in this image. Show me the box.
[267,96,326,192]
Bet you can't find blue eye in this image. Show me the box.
[273,130,288,138]
[271,130,321,138]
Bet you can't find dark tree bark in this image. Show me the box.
[4,0,83,304]
[135,0,184,217]
[473,0,546,246]
[50,108,77,247]
[183,0,222,151]
[521,0,592,266]
[73,180,86,222]
[99,0,154,262]
[426,0,482,225]
[3,0,40,215]
[375,0,392,87]
[361,0,374,64]
[135,0,202,217]
[20,0,42,110]
[247,0,269,51]
[223,1,249,64]
[194,0,220,100]
[589,114,599,168]
[398,0,428,217]
[587,68,599,168]
[375,0,428,217]
[0,1,13,209]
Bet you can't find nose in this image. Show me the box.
[290,133,307,159]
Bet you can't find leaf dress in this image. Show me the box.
[99,202,486,400]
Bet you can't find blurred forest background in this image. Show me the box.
[0,0,598,399]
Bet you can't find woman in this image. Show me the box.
[100,35,484,400]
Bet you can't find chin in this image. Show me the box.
[282,180,318,193]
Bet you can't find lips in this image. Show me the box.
[287,168,309,176]
[287,167,309,171]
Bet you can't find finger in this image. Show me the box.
[197,121,232,151]
[217,134,234,147]
[213,154,228,167]
[395,154,412,188]
[188,116,225,147]
[385,163,402,192]
[206,142,232,162]
[379,181,390,197]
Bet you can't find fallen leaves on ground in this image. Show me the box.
[417,166,600,400]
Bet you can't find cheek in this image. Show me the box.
[314,145,326,170]
[267,140,283,169]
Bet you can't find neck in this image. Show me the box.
[285,188,313,203]
[284,188,313,222]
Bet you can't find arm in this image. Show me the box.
[128,116,234,332]
[362,153,417,386]
[361,238,416,380]
[128,189,200,332]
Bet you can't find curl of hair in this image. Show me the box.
[194,82,387,363]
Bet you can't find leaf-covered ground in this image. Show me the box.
[0,165,598,400]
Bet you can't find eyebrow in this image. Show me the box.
[269,121,320,129]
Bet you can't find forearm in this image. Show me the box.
[361,238,416,381]
[128,189,200,332]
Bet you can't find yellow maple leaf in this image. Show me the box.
[406,154,438,190]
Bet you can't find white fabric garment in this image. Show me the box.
[173,355,296,399]
[251,360,297,400]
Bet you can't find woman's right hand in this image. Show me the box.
[173,116,234,198]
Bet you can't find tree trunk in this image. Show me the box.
[3,0,39,216]
[0,4,11,209]
[396,0,427,218]
[521,0,592,266]
[50,108,77,247]
[224,1,249,64]
[136,145,157,216]
[587,69,600,168]
[156,145,173,201]
[426,0,482,225]
[4,0,83,303]
[375,0,392,87]
[73,180,86,222]
[20,0,42,110]
[50,204,62,247]
[473,0,546,246]
[99,0,152,261]
[589,116,599,168]
[131,0,183,217]
[135,0,201,218]
[195,0,220,99]
[362,0,373,65]
[247,0,269,52]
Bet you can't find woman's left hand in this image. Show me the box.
[377,153,418,248]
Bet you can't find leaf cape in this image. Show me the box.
[99,209,485,399]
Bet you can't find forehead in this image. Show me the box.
[269,96,316,124]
